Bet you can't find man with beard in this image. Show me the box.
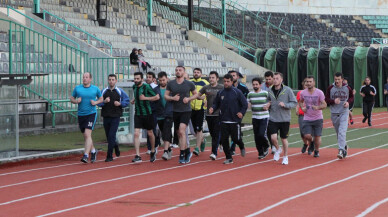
[325,72,354,159]
[198,71,224,160]
[131,72,160,163]
[190,68,209,156]
[165,66,198,164]
[145,72,161,155]
[210,73,247,164]
[298,76,327,158]
[262,71,276,154]
[248,77,270,159]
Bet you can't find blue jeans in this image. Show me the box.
[103,117,120,159]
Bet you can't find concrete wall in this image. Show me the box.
[188,30,267,77]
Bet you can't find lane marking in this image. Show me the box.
[356,197,388,217]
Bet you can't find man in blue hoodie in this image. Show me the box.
[209,74,248,164]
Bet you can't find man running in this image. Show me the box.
[247,77,270,159]
[165,66,198,164]
[157,71,174,160]
[146,71,161,154]
[325,72,354,159]
[210,73,247,164]
[98,74,130,162]
[261,71,276,154]
[198,71,223,160]
[190,68,209,156]
[266,72,297,165]
[297,79,313,155]
[360,76,376,126]
[298,76,327,158]
[70,72,103,163]
[131,72,160,163]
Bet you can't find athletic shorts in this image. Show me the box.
[349,102,354,111]
[134,115,154,130]
[191,109,205,133]
[78,113,97,133]
[158,118,173,142]
[302,119,323,137]
[298,115,304,138]
[173,111,191,128]
[267,121,290,139]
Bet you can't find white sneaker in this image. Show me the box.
[282,156,289,165]
[219,145,223,152]
[146,150,151,155]
[209,153,216,160]
[170,144,179,148]
[168,149,172,160]
[274,150,280,161]
[155,148,158,155]
[271,146,276,154]
[162,151,169,160]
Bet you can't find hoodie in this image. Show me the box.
[267,84,297,122]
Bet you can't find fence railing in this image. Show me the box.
[89,57,132,88]
[42,10,113,55]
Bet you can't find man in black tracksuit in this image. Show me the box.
[210,74,248,164]
[98,74,130,162]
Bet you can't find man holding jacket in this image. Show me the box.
[266,72,297,165]
[209,73,248,164]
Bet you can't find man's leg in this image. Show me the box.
[83,128,94,156]
[257,118,270,157]
[178,123,188,162]
[133,128,141,156]
[111,117,120,158]
[337,111,349,151]
[362,101,368,123]
[230,123,245,156]
[280,138,289,156]
[147,129,156,162]
[252,119,261,155]
[220,123,232,161]
[103,118,113,160]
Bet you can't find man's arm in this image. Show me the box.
[238,91,248,115]
[120,89,130,108]
[325,85,335,105]
[283,89,297,109]
[347,86,354,104]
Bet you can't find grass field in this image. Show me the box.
[19,107,388,152]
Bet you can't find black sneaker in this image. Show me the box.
[308,142,314,155]
[258,154,265,159]
[90,150,98,163]
[337,150,344,159]
[263,148,269,158]
[231,151,236,156]
[343,145,348,158]
[179,155,185,164]
[301,144,308,153]
[150,152,156,162]
[240,148,246,157]
[314,150,319,158]
[185,151,192,163]
[223,159,233,164]
[368,122,372,127]
[105,158,113,162]
[114,146,120,157]
[81,155,88,163]
[362,117,367,123]
[132,155,142,163]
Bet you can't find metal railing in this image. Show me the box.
[371,38,388,46]
[89,57,132,88]
[42,10,113,55]
[49,99,77,128]
[7,6,80,49]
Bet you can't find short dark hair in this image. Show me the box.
[176,66,186,71]
[158,71,168,78]
[108,74,117,79]
[209,71,219,78]
[334,72,343,78]
[252,77,262,84]
[223,74,233,81]
[147,71,156,79]
[264,71,274,78]
[274,72,283,79]
[134,72,143,79]
[228,70,238,76]
[306,75,315,81]
[193,68,202,73]
[84,72,92,79]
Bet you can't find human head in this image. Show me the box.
[305,76,315,90]
[83,72,92,86]
[134,72,143,86]
[343,77,349,85]
[193,68,202,79]
[157,71,168,88]
[223,74,234,89]
[264,71,274,86]
[228,70,240,84]
[132,48,138,54]
[146,72,156,85]
[175,66,185,78]
[364,76,371,85]
[209,71,219,86]
[273,72,283,87]
[252,77,262,91]
[138,49,143,54]
[334,72,344,87]
[108,74,117,88]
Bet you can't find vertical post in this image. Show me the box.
[147,0,153,26]
[9,28,12,74]
[222,0,226,36]
[22,31,26,74]
[188,0,193,30]
[16,85,19,156]
[34,0,40,13]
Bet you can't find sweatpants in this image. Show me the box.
[220,122,245,160]
[331,110,349,151]
[206,115,220,156]
[103,117,120,159]
[362,101,374,123]
[252,118,269,156]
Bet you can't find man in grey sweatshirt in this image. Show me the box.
[325,72,354,159]
[266,72,297,165]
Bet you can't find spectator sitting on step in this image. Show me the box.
[138,49,152,72]
[130,48,140,67]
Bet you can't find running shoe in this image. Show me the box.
[114,146,120,157]
[81,155,88,163]
[200,138,206,152]
[150,152,156,162]
[146,150,151,155]
[368,122,372,127]
[162,151,169,161]
[185,151,193,163]
[132,155,142,163]
[274,149,280,161]
[240,148,246,157]
[90,150,98,163]
[337,150,344,159]
[219,144,223,152]
[343,145,348,158]
[263,148,269,158]
[282,156,289,165]
[362,117,367,123]
[231,151,236,156]
[271,146,276,154]
[301,144,308,153]
[170,144,179,148]
[223,159,233,164]
[105,157,113,162]
[193,147,200,156]
[168,149,172,160]
[314,150,320,158]
[350,119,354,125]
[308,142,315,155]
[209,153,216,160]
[179,154,185,164]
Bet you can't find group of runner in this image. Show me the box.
[70,68,376,165]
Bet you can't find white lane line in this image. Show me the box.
[356,197,388,217]
[140,143,388,217]
[247,164,388,216]
[35,136,388,217]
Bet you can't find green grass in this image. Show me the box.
[19,107,387,151]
